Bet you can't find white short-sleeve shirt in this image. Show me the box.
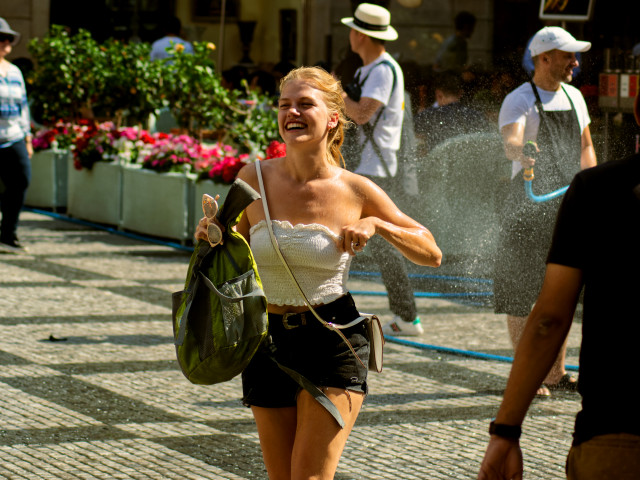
[498,82,591,179]
[353,52,405,177]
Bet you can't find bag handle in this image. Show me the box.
[254,160,369,369]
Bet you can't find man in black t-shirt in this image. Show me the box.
[477,99,640,479]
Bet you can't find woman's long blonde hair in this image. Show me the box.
[279,66,351,167]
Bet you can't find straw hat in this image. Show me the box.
[341,3,398,41]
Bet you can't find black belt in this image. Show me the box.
[269,293,357,330]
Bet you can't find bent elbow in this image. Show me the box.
[417,247,442,268]
[431,249,443,268]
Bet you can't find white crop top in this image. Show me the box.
[249,220,352,306]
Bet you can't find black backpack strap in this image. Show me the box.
[358,60,398,177]
[358,59,397,94]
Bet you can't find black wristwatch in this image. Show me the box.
[489,420,521,440]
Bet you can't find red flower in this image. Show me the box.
[265,140,286,159]
[221,156,243,183]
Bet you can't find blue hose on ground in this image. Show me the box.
[350,270,493,284]
[384,336,579,371]
[350,290,491,298]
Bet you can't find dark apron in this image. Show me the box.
[503,82,582,224]
[494,83,583,314]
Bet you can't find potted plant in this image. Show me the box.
[26,122,77,209]
[66,121,125,225]
[120,133,203,242]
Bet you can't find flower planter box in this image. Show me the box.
[25,149,70,210]
[121,166,197,242]
[66,157,123,226]
[193,179,233,221]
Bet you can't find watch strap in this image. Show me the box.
[489,420,522,440]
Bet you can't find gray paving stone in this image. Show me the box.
[0,212,583,479]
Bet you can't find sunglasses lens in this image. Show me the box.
[202,194,218,219]
[0,35,14,43]
[207,223,222,246]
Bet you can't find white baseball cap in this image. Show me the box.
[529,26,591,57]
[341,3,398,42]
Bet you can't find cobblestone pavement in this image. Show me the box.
[0,211,583,480]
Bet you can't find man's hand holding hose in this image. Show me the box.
[521,141,569,202]
[521,141,538,181]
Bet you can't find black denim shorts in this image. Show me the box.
[241,293,369,408]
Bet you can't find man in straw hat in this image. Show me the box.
[478,93,640,479]
[0,17,31,253]
[492,26,597,396]
[341,3,423,337]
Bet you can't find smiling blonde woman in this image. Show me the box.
[196,66,441,480]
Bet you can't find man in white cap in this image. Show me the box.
[341,3,423,337]
[478,94,640,480]
[492,26,597,398]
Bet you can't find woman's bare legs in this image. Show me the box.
[251,387,365,480]
[251,405,298,480]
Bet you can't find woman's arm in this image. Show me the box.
[341,176,442,267]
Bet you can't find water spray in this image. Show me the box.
[522,141,569,202]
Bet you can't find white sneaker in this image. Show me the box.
[382,316,424,336]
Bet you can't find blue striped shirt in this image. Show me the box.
[0,62,30,147]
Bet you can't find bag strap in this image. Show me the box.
[265,347,346,429]
[358,59,398,178]
[252,172,348,428]
[254,161,369,367]
[357,59,397,97]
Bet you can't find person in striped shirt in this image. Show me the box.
[0,17,31,252]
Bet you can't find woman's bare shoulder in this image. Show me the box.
[340,169,386,199]
[236,162,257,182]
